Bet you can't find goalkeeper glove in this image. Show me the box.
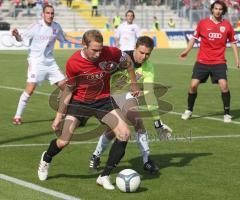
[154,119,172,140]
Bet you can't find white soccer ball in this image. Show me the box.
[116,169,141,192]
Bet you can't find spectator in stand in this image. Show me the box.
[67,0,73,8]
[168,18,176,28]
[152,16,160,31]
[91,0,98,17]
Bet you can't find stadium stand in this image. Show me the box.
[0,0,238,31]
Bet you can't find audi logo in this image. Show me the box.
[0,33,29,47]
[208,32,222,39]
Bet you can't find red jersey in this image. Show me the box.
[193,16,237,64]
[66,46,124,102]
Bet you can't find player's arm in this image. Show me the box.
[12,28,22,42]
[64,35,82,45]
[114,37,120,48]
[114,27,120,47]
[142,63,172,138]
[179,37,195,60]
[126,54,140,96]
[230,42,240,68]
[52,85,74,131]
[118,54,140,96]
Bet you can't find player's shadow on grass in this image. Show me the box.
[48,173,148,193]
[48,173,99,180]
[22,118,54,124]
[128,152,212,180]
[187,109,240,121]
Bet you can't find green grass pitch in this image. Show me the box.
[0,49,240,200]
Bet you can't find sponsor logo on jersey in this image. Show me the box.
[86,72,104,80]
[208,32,222,39]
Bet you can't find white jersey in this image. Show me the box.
[21,20,65,63]
[115,21,141,51]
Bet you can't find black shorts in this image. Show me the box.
[67,96,119,122]
[192,62,227,84]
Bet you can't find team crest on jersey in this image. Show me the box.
[99,61,118,74]
[220,26,225,33]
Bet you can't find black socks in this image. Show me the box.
[221,91,230,115]
[43,139,62,163]
[101,139,128,176]
[188,92,197,111]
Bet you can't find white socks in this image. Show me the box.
[93,131,150,164]
[14,91,30,118]
[93,133,111,157]
[136,131,150,164]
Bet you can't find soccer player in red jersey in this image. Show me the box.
[180,0,239,123]
[37,30,140,190]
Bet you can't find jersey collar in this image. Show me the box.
[209,15,223,24]
[81,49,92,62]
[41,19,52,27]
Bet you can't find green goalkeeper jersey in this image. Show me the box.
[111,50,160,120]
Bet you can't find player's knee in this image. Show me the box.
[57,80,66,90]
[219,81,228,92]
[116,127,131,141]
[56,139,70,148]
[190,85,198,93]
[104,131,115,140]
[133,119,145,133]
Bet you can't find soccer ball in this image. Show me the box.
[116,169,141,192]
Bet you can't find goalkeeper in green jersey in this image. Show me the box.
[90,36,172,174]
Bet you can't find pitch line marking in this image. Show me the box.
[1,84,240,124]
[170,111,240,125]
[1,134,240,148]
[0,174,81,200]
[0,85,50,96]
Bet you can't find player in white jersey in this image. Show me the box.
[114,10,141,52]
[12,5,82,125]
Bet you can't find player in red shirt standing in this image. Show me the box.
[37,30,140,190]
[180,0,239,123]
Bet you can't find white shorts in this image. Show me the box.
[27,60,65,86]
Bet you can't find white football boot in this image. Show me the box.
[96,175,115,190]
[181,110,192,120]
[223,114,232,123]
[38,151,50,181]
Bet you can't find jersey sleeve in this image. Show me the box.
[141,61,160,120]
[21,22,38,42]
[56,24,66,43]
[114,25,121,39]
[108,47,123,63]
[66,59,77,87]
[135,24,141,38]
[192,20,202,40]
[227,23,238,43]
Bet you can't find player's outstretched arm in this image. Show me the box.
[230,43,240,68]
[125,54,140,97]
[52,85,74,131]
[12,28,22,42]
[65,35,82,45]
[179,37,195,60]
